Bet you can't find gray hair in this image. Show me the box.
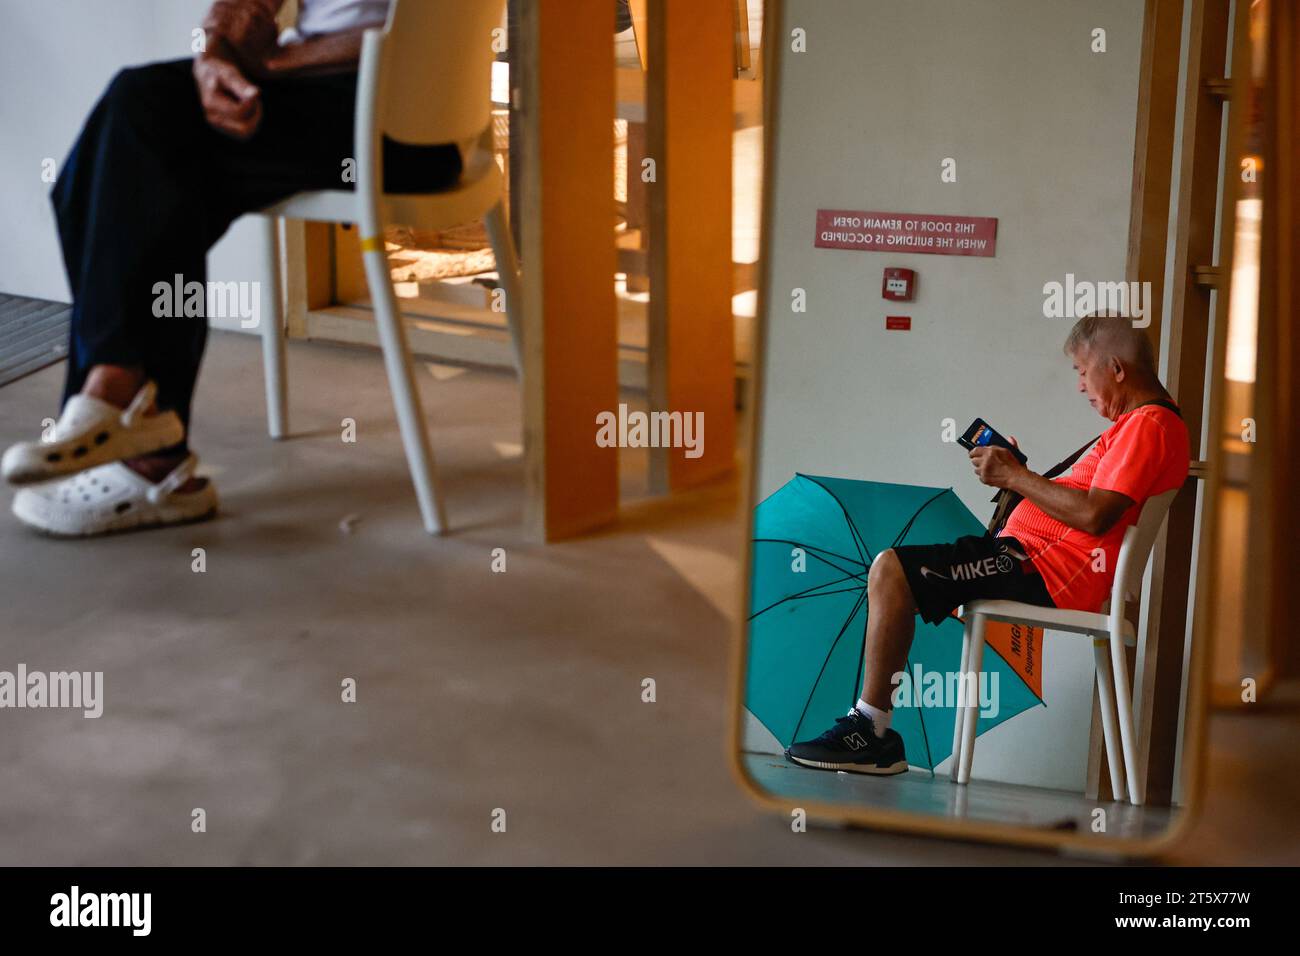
[1063,313,1157,376]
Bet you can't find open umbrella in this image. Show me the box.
[745,473,1044,771]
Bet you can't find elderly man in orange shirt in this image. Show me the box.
[786,314,1190,775]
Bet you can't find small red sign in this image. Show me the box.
[815,209,998,257]
[886,316,911,330]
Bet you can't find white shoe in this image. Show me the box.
[1,380,184,485]
[12,454,217,538]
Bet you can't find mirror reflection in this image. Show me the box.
[739,0,1265,843]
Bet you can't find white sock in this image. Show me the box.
[854,699,891,737]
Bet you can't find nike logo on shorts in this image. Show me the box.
[919,566,950,581]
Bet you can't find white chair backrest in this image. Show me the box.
[1111,487,1180,605]
[375,0,506,146]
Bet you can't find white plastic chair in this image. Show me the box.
[259,0,521,535]
[949,487,1179,805]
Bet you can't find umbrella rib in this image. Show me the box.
[841,510,873,568]
[789,584,869,744]
[747,578,866,622]
[797,551,868,582]
[800,476,874,567]
[751,538,867,568]
[891,487,955,547]
[747,538,869,625]
[751,539,869,582]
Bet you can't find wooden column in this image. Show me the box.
[1087,0,1185,802]
[646,0,736,492]
[623,121,649,294]
[1125,0,1185,349]
[733,0,752,74]
[517,0,619,540]
[628,0,649,70]
[508,0,523,252]
[1257,0,1300,680]
[1140,0,1233,807]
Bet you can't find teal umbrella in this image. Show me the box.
[746,473,1043,771]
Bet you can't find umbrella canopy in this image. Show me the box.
[746,473,1044,771]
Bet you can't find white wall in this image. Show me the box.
[751,0,1145,790]
[0,0,273,332]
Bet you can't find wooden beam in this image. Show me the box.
[517,0,619,540]
[508,0,523,252]
[1138,0,1232,808]
[1089,0,1186,801]
[629,0,649,71]
[733,0,751,74]
[1206,0,1258,706]
[645,0,736,492]
[302,222,333,312]
[624,120,649,294]
[1257,0,1300,680]
[333,223,367,304]
[1126,0,1185,350]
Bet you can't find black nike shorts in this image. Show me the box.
[891,534,1056,625]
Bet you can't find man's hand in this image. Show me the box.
[259,30,367,76]
[969,439,1026,490]
[202,0,280,70]
[193,53,263,140]
[983,432,1136,535]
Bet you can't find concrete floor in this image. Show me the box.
[0,330,1296,865]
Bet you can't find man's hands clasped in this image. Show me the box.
[193,52,263,140]
[193,0,280,140]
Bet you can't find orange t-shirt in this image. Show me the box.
[999,404,1189,613]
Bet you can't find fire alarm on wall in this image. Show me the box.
[882,267,916,301]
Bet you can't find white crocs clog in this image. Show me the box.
[11,454,217,537]
[1,381,184,485]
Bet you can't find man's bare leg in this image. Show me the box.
[81,363,205,491]
[783,547,914,771]
[860,549,919,712]
[83,363,145,408]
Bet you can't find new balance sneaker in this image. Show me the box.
[785,709,909,774]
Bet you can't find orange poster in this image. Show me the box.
[949,611,1044,701]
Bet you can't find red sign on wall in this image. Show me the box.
[815,209,998,257]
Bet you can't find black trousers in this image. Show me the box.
[52,58,462,452]
[891,534,1056,625]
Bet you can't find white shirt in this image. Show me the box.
[297,0,391,38]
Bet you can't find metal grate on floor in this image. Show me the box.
[0,293,70,388]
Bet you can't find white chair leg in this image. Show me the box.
[483,199,524,379]
[1108,627,1143,805]
[951,611,973,782]
[361,247,448,535]
[1092,637,1126,802]
[957,612,986,785]
[261,216,289,439]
